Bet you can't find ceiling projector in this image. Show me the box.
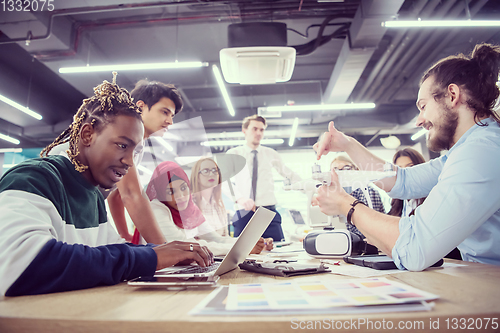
[219,22,296,85]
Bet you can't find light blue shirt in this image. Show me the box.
[389,118,500,271]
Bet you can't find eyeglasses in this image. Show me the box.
[333,165,354,171]
[199,168,219,176]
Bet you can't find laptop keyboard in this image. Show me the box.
[171,262,220,274]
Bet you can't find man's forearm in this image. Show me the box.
[115,164,166,244]
[341,198,400,256]
[344,137,397,192]
[122,192,166,244]
[6,239,156,296]
[108,190,132,241]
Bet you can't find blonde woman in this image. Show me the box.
[191,158,229,236]
[191,158,273,248]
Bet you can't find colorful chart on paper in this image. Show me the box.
[226,278,438,311]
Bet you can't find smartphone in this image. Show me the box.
[214,255,225,262]
[127,275,219,289]
[344,254,444,270]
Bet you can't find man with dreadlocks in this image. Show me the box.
[0,74,213,296]
[48,79,183,245]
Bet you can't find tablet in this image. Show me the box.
[128,275,219,289]
[344,254,444,270]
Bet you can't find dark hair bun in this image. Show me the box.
[472,44,500,82]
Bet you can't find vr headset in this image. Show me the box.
[303,230,378,258]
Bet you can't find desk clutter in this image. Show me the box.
[190,242,440,316]
[3,259,497,332]
[191,278,437,316]
[238,260,330,277]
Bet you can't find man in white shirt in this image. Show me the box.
[226,115,302,241]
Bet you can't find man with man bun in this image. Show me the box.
[314,43,500,271]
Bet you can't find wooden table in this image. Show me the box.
[1,259,499,332]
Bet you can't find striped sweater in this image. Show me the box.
[0,155,156,296]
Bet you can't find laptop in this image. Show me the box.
[153,207,275,278]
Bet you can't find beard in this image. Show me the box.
[426,102,458,152]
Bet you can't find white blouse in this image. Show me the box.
[150,199,235,256]
[197,196,229,237]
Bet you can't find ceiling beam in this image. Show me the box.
[322,0,404,104]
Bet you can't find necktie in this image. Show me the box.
[251,150,258,201]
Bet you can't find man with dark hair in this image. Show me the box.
[314,43,500,271]
[227,114,302,241]
[48,79,183,244]
[131,80,183,137]
[107,80,183,244]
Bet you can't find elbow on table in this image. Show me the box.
[394,243,442,272]
[398,252,441,272]
[402,261,427,272]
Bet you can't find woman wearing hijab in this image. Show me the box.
[132,161,268,256]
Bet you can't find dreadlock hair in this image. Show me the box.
[421,43,500,125]
[40,72,142,172]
